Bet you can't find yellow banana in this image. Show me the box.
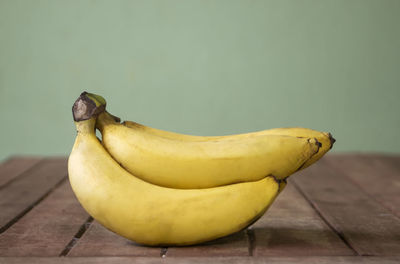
[68,96,281,246]
[97,111,320,189]
[123,120,335,169]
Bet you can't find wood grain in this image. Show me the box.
[325,154,400,218]
[251,183,354,256]
[0,158,68,233]
[1,155,399,262]
[0,156,42,188]
[68,221,162,257]
[0,180,88,256]
[0,256,399,264]
[292,157,400,256]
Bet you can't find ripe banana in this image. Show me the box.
[68,95,282,246]
[97,111,321,189]
[123,121,335,169]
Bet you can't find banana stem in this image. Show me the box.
[75,119,96,134]
[96,112,121,132]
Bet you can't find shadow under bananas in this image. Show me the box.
[124,225,357,256]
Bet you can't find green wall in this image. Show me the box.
[1,0,399,161]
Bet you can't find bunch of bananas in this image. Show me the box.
[68,92,335,246]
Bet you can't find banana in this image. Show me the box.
[68,95,282,246]
[97,111,321,189]
[123,121,335,169]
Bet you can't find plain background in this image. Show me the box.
[0,0,399,161]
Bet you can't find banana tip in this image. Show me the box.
[328,133,336,149]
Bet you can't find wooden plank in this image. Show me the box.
[0,156,42,187]
[325,154,400,218]
[0,158,68,233]
[1,256,400,264]
[166,230,249,257]
[292,158,400,256]
[0,180,88,256]
[68,221,162,257]
[251,183,354,256]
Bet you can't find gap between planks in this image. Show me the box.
[0,176,67,234]
[245,228,255,256]
[325,154,400,220]
[60,217,94,257]
[0,157,69,234]
[291,157,400,256]
[291,180,359,256]
[0,157,43,190]
[160,248,168,258]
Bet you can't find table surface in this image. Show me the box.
[0,154,399,263]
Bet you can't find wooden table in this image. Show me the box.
[0,154,399,263]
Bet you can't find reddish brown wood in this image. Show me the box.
[68,221,162,257]
[0,256,400,264]
[251,183,354,256]
[0,156,42,187]
[292,158,400,256]
[0,181,88,256]
[0,158,68,233]
[166,231,249,257]
[325,154,400,218]
[0,155,399,261]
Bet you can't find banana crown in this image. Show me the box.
[72,92,106,122]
